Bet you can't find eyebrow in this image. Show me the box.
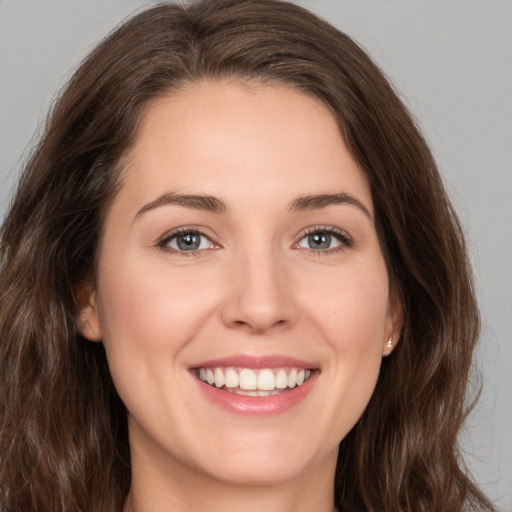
[134,191,371,221]
[134,192,228,220]
[289,193,372,219]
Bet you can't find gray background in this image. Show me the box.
[1,0,510,508]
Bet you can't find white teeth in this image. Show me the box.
[257,369,276,390]
[288,368,297,388]
[239,368,257,390]
[197,366,314,393]
[224,368,239,388]
[275,369,288,389]
[214,367,224,388]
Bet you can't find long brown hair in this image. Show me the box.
[0,1,494,510]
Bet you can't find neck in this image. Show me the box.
[125,443,338,512]
[126,486,338,512]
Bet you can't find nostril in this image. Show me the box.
[229,317,289,334]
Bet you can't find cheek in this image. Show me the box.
[301,262,389,398]
[94,258,219,401]
[301,263,390,350]
[93,260,224,439]
[321,272,389,420]
[97,258,215,347]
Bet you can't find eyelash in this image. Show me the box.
[157,227,217,257]
[157,226,353,256]
[295,226,354,255]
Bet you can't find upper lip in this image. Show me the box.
[191,354,318,369]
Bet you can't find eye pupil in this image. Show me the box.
[177,233,200,250]
[308,232,331,249]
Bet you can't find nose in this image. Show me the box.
[220,249,297,334]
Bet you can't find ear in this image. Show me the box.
[382,287,403,357]
[75,282,102,342]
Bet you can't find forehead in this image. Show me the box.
[119,80,372,215]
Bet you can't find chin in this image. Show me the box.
[198,452,321,487]
[181,428,339,488]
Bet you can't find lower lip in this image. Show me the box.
[193,371,317,416]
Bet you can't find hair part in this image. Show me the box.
[0,1,494,510]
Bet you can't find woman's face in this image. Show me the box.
[79,81,401,488]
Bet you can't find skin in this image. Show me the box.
[78,81,402,512]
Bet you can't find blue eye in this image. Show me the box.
[163,231,214,251]
[297,229,351,252]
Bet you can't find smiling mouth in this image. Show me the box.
[195,367,314,396]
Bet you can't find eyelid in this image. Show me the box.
[156,226,220,254]
[155,224,353,255]
[293,225,354,252]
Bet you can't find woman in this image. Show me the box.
[0,0,496,511]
